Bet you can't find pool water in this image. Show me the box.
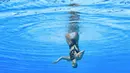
[0,0,130,73]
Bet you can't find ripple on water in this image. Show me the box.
[0,0,130,72]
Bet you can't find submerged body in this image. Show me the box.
[53,32,85,68]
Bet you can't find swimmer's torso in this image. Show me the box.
[66,32,80,60]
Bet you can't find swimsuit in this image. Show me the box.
[67,32,79,60]
[69,44,79,60]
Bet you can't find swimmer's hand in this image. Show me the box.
[53,60,58,64]
[52,57,62,64]
[76,50,85,60]
[53,61,57,64]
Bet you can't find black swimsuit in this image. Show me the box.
[69,39,80,60]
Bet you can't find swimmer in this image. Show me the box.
[53,32,85,68]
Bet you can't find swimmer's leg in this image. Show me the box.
[53,56,71,64]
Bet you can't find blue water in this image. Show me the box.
[0,0,130,73]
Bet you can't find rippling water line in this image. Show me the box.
[0,0,130,73]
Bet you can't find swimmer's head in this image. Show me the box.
[72,59,78,68]
[72,62,77,68]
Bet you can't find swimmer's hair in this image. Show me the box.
[72,63,78,68]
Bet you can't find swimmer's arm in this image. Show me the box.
[53,56,71,64]
[76,50,85,60]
